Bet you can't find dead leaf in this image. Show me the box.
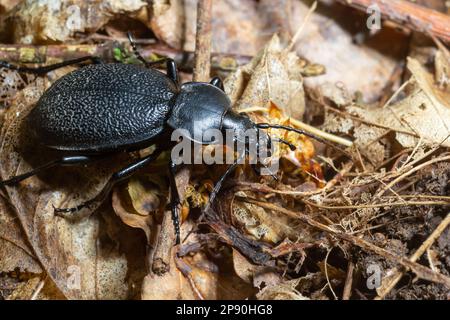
[0,195,42,274]
[349,58,450,149]
[7,0,146,44]
[0,77,138,299]
[147,0,185,49]
[256,279,308,300]
[226,34,306,120]
[111,187,153,243]
[291,0,408,103]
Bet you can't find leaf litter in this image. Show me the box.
[0,0,449,300]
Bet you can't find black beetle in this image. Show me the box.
[0,34,322,244]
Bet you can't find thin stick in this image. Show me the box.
[289,118,354,147]
[343,261,354,300]
[193,0,213,82]
[30,277,46,300]
[287,1,317,51]
[332,0,450,43]
[152,0,213,276]
[376,155,450,198]
[0,43,251,72]
[238,197,450,288]
[375,212,450,300]
[303,200,449,210]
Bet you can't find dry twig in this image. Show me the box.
[238,197,450,289]
[151,0,214,276]
[332,0,450,43]
[375,213,450,300]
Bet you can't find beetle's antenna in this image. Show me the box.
[272,137,296,151]
[257,123,327,143]
[257,123,350,155]
[127,32,150,67]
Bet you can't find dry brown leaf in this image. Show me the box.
[256,279,308,300]
[232,192,313,244]
[7,0,146,44]
[183,0,266,55]
[128,175,166,216]
[233,249,280,290]
[434,43,450,91]
[147,0,185,49]
[0,0,19,13]
[0,77,139,299]
[142,256,196,300]
[226,34,306,119]
[291,0,408,103]
[111,188,153,243]
[0,194,42,274]
[348,58,450,149]
[5,276,42,300]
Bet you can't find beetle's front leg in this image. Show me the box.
[168,160,182,244]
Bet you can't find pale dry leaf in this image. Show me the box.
[147,0,185,49]
[256,279,308,300]
[233,197,311,244]
[434,43,450,91]
[141,249,195,300]
[225,34,306,119]
[291,0,408,103]
[348,58,450,148]
[8,0,146,44]
[185,250,255,300]
[0,194,42,274]
[0,0,19,13]
[183,0,265,55]
[233,249,281,290]
[0,77,137,299]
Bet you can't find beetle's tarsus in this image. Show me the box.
[168,160,182,245]
[53,199,97,221]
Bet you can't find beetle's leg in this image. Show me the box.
[0,155,101,187]
[127,32,179,83]
[165,59,179,84]
[0,56,103,75]
[54,148,164,220]
[168,160,181,244]
[127,32,151,67]
[210,77,224,91]
[206,151,245,211]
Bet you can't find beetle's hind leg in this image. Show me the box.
[54,148,164,220]
[0,56,103,75]
[0,155,101,187]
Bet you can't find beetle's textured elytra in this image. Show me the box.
[29,63,179,152]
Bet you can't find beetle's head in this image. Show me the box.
[222,111,277,164]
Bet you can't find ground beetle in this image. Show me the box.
[0,33,321,244]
